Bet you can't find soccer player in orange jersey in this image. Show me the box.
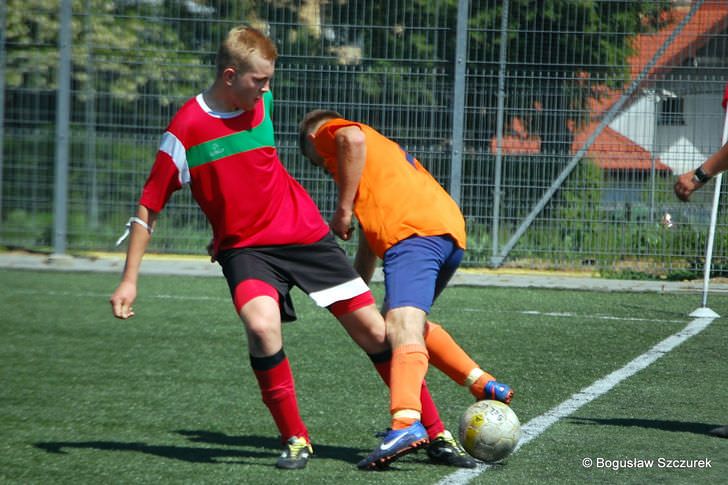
[299,110,514,469]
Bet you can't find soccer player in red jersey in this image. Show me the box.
[109,26,469,470]
[299,110,515,469]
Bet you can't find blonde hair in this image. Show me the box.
[216,26,278,76]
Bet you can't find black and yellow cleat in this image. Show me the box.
[276,436,313,469]
[426,430,478,468]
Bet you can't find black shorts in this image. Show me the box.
[216,232,369,322]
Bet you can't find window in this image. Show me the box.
[658,97,685,125]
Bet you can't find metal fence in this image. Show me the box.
[2,0,728,277]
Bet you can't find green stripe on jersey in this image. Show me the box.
[187,101,275,168]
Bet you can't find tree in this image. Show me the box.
[467,0,671,155]
[5,0,213,127]
[295,0,671,155]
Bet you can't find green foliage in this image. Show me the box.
[5,0,674,137]
[6,0,209,104]
[0,123,210,252]
[461,159,728,279]
[471,1,667,71]
[5,0,709,268]
[4,209,53,249]
[368,0,458,65]
[357,64,441,108]
[466,1,673,149]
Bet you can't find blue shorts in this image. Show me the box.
[382,234,463,314]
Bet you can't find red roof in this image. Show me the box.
[575,2,728,172]
[492,2,728,171]
[573,125,672,172]
[489,116,541,155]
[490,134,541,155]
[630,3,728,81]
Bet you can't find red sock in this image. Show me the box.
[370,351,445,439]
[251,350,308,444]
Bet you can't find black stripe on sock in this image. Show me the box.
[250,348,286,371]
[368,349,392,364]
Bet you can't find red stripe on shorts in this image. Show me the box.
[234,279,280,313]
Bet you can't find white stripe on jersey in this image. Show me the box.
[308,277,370,308]
[159,131,191,185]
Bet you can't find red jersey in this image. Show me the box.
[140,92,329,254]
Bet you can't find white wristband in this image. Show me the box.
[115,217,154,246]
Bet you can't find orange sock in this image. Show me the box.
[368,351,444,438]
[425,321,491,385]
[390,343,428,429]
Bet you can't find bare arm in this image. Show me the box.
[330,125,367,240]
[353,226,378,284]
[675,141,728,202]
[109,205,157,319]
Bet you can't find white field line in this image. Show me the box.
[514,310,686,324]
[463,307,686,325]
[434,314,718,485]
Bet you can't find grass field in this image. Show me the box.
[2,268,727,484]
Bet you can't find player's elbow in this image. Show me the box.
[336,127,367,151]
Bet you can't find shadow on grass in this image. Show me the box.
[34,430,366,465]
[176,429,366,463]
[569,416,723,436]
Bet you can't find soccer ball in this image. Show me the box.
[459,400,521,462]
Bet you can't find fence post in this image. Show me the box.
[84,0,99,229]
[0,0,6,235]
[491,0,510,260]
[450,0,469,205]
[53,0,73,255]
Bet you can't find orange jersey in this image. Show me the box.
[313,118,466,258]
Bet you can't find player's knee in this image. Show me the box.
[240,299,281,343]
[244,323,282,356]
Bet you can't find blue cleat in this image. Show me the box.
[357,421,429,470]
[484,380,514,404]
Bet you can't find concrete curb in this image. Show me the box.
[2,250,726,295]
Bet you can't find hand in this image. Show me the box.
[110,281,137,319]
[674,171,703,202]
[331,206,355,240]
